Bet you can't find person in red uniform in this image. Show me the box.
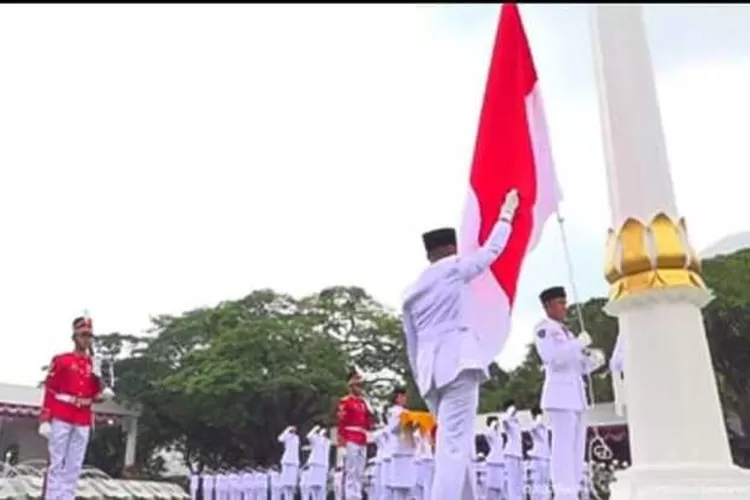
[39,314,111,500]
[336,369,373,500]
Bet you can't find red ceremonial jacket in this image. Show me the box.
[41,352,102,427]
[336,394,372,446]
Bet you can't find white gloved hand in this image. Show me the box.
[38,422,51,439]
[101,387,115,401]
[499,189,520,221]
[591,348,606,368]
[92,357,103,378]
[576,331,592,348]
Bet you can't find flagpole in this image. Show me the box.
[554,210,587,333]
[555,208,613,499]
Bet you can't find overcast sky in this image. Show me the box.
[1,4,748,386]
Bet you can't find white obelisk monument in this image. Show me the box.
[591,4,750,499]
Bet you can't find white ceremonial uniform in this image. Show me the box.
[580,462,592,499]
[414,432,435,500]
[483,423,506,500]
[527,417,551,500]
[534,318,603,500]
[372,429,389,500]
[306,429,330,500]
[402,218,513,500]
[201,474,214,500]
[474,457,487,500]
[610,330,627,416]
[385,405,417,499]
[333,469,344,500]
[501,410,523,500]
[365,462,376,499]
[238,471,251,500]
[216,474,227,500]
[232,472,243,500]
[190,474,199,500]
[269,469,281,500]
[277,427,300,500]
[300,466,312,500]
[379,430,393,500]
[256,470,269,500]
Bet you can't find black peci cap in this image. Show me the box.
[422,227,457,253]
[539,286,566,304]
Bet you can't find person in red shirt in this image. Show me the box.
[40,315,111,500]
[336,369,373,500]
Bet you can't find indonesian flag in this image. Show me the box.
[459,3,562,366]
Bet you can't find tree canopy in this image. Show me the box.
[84,287,410,474]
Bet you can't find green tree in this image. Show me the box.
[82,287,410,473]
[302,286,409,404]
[702,249,750,466]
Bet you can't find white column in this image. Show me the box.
[123,416,138,468]
[591,4,750,499]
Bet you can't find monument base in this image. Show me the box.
[610,464,750,500]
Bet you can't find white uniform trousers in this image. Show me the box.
[344,441,367,500]
[484,462,505,500]
[503,456,523,500]
[429,369,481,500]
[546,410,587,500]
[44,419,91,500]
[414,459,434,500]
[528,458,550,500]
[280,463,298,500]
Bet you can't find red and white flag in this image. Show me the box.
[459,3,562,366]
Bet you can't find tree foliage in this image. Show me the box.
[83,286,410,473]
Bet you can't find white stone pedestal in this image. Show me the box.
[590,5,750,499]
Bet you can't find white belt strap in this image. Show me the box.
[54,393,91,406]
[54,393,76,403]
[344,426,366,432]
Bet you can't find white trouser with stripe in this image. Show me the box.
[44,419,91,500]
[344,441,366,499]
[428,369,481,500]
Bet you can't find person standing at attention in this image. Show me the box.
[401,189,520,499]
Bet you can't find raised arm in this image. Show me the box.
[277,426,292,443]
[401,307,418,378]
[307,425,320,441]
[385,407,403,436]
[457,189,519,282]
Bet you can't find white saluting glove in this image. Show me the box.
[38,422,51,439]
[92,357,103,379]
[589,348,605,370]
[576,331,592,348]
[499,189,520,221]
[101,386,115,401]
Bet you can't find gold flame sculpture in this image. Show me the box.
[604,213,705,300]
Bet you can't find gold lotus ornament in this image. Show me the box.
[603,212,706,301]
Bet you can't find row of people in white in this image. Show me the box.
[277,425,331,500]
[356,390,435,500]
[478,404,550,500]
[192,470,281,500]
[472,456,591,500]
